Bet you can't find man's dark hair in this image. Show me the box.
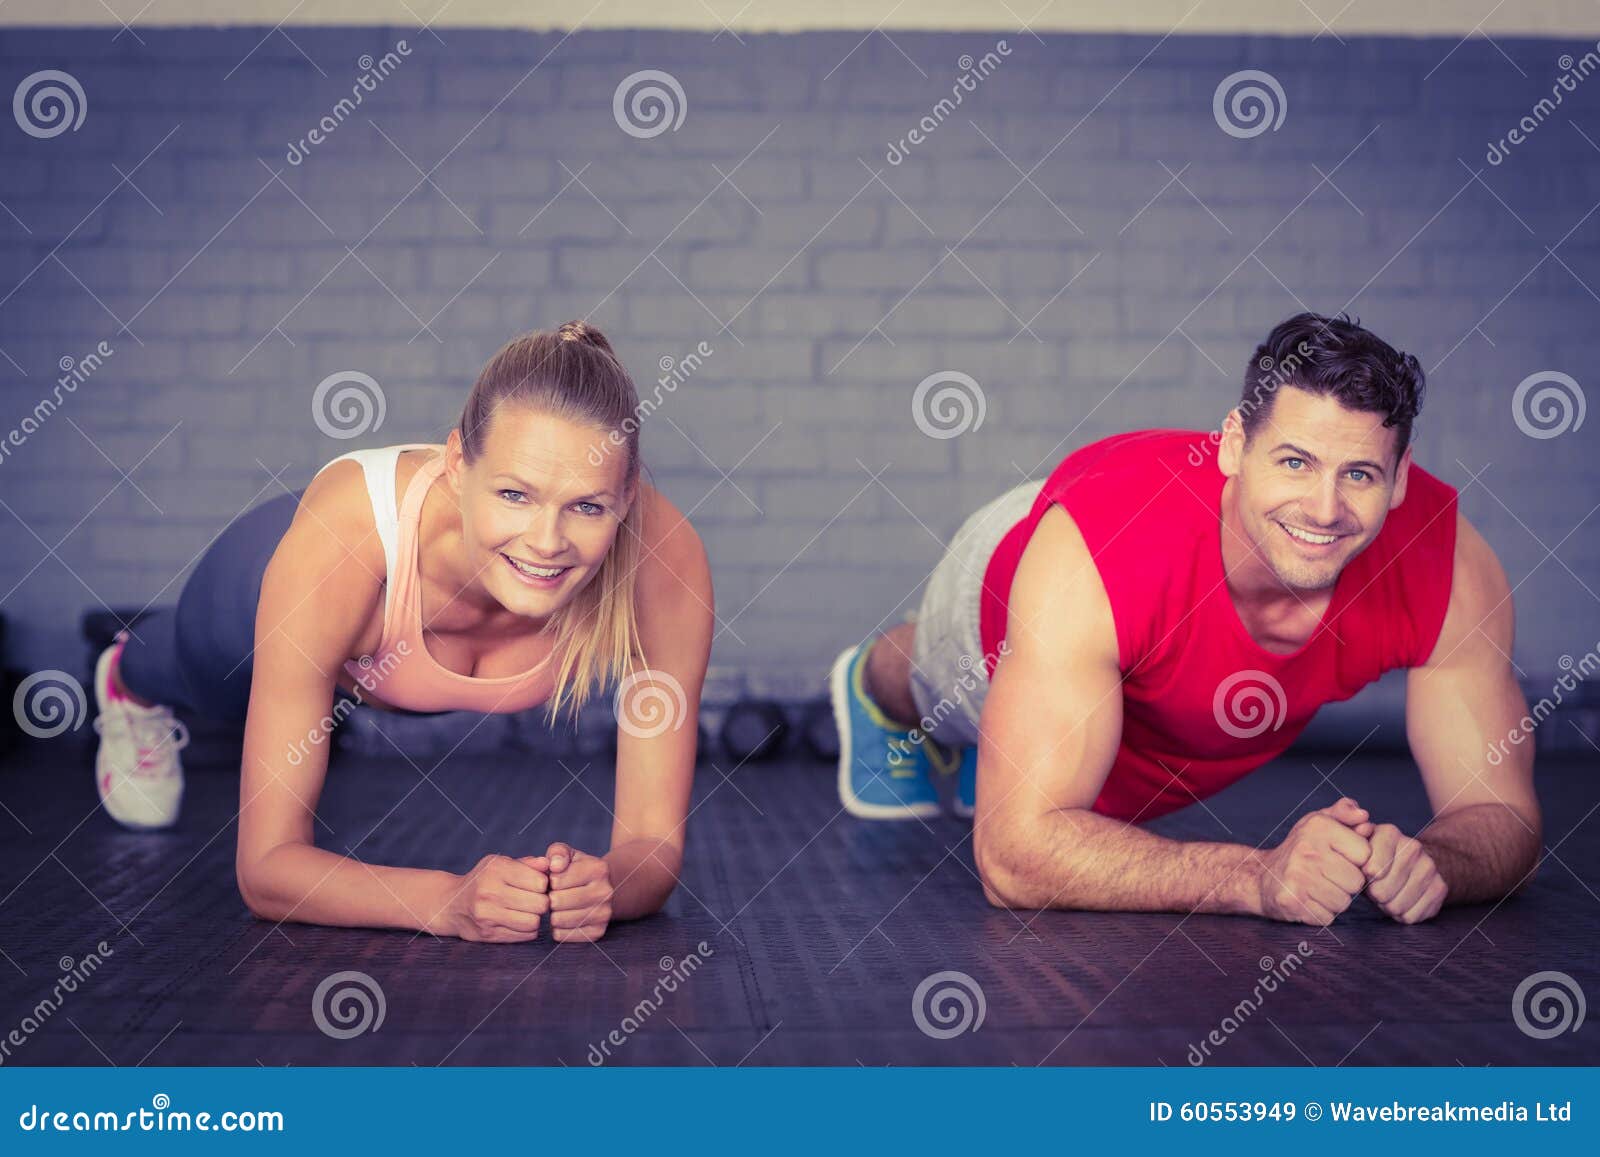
[1240,311,1426,456]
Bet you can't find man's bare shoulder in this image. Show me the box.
[1423,510,1513,667]
[1006,503,1119,667]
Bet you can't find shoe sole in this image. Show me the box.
[830,645,940,821]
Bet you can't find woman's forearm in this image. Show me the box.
[604,837,682,921]
[239,842,457,934]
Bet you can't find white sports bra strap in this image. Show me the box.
[312,442,439,624]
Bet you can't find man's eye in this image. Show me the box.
[1348,470,1370,483]
[1282,458,1304,470]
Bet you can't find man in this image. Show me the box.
[830,312,1541,926]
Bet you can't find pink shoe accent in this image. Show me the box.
[106,634,130,702]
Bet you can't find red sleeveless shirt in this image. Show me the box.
[978,430,1459,822]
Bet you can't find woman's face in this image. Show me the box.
[448,405,634,618]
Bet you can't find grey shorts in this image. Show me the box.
[907,478,1046,748]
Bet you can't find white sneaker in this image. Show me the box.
[91,632,189,829]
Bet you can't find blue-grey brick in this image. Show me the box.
[816,249,945,291]
[685,247,811,293]
[625,292,746,337]
[753,293,882,336]
[434,64,558,108]
[761,477,887,522]
[619,201,754,246]
[487,195,624,243]
[754,200,880,248]
[0,26,1594,686]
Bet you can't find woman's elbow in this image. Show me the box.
[237,877,279,921]
[236,860,288,922]
[614,848,681,921]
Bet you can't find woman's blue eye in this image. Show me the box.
[498,489,525,503]
[575,501,605,516]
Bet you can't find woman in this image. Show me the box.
[90,321,713,944]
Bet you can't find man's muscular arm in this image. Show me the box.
[1397,511,1542,910]
[972,506,1368,923]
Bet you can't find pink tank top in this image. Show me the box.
[316,443,558,714]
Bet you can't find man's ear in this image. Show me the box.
[1218,409,1246,477]
[1390,443,1413,509]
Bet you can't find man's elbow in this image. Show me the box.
[1509,845,1542,896]
[981,880,1024,910]
[1505,805,1543,896]
[973,821,1035,910]
[1471,835,1541,904]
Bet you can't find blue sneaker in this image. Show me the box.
[829,641,940,820]
[924,741,977,817]
[951,745,978,818]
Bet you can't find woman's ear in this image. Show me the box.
[442,429,467,495]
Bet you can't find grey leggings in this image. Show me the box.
[118,488,364,723]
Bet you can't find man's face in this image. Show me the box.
[1219,386,1411,592]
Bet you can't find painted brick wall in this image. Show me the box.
[1,26,1596,712]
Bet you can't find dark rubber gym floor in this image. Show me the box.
[1,736,1595,1067]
